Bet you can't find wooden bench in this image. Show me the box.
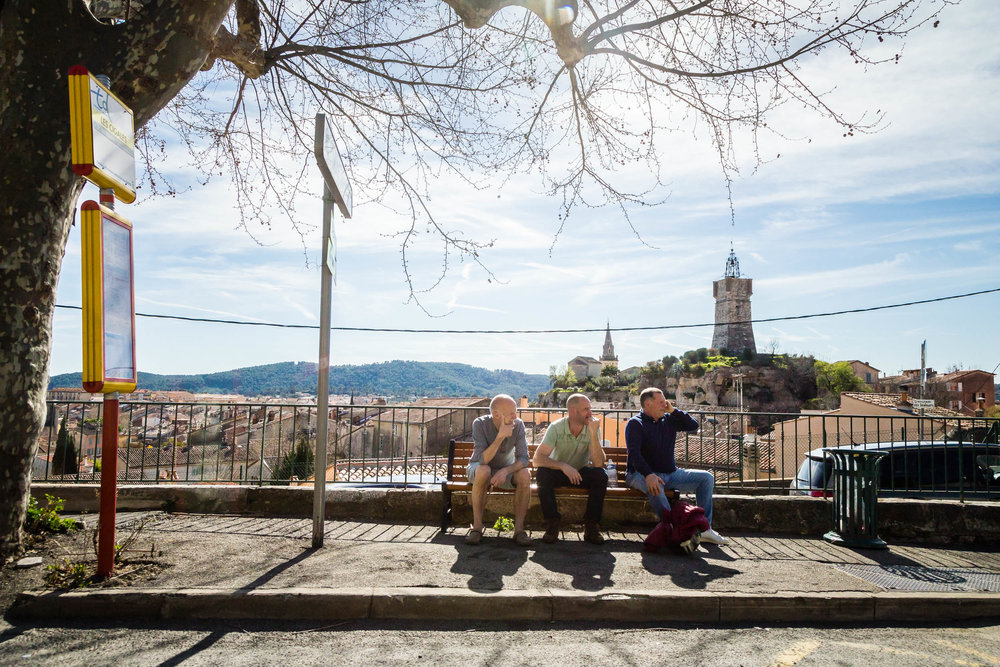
[440,439,677,531]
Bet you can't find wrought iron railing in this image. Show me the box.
[37,399,1000,498]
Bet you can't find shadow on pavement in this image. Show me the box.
[640,551,740,590]
[698,544,737,562]
[237,547,319,593]
[862,548,926,568]
[450,539,528,591]
[157,629,227,667]
[529,544,617,591]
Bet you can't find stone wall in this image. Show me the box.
[32,484,1000,545]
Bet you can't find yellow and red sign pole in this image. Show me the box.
[96,187,121,578]
[70,67,137,577]
[98,392,119,576]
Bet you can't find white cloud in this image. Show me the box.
[47,0,1000,380]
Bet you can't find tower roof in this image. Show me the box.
[724,247,741,278]
[601,321,617,361]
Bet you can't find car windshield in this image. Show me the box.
[977,455,1000,484]
[796,455,832,489]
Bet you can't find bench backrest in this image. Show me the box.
[447,440,628,481]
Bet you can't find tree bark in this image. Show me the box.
[0,0,232,561]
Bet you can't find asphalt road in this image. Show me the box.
[1,619,999,666]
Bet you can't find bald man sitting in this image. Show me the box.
[465,394,533,546]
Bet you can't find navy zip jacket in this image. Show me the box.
[625,409,699,476]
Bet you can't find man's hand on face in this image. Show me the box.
[663,398,675,414]
[497,417,514,440]
[645,473,663,496]
[587,416,601,436]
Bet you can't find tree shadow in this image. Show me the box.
[236,547,319,593]
[640,551,740,590]
[157,630,227,667]
[529,545,616,592]
[450,538,528,591]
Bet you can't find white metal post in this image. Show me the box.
[311,112,351,548]
[312,184,335,548]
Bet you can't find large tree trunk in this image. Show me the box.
[0,0,232,561]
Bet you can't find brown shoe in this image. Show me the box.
[584,521,606,545]
[464,527,483,545]
[513,530,533,547]
[541,518,560,544]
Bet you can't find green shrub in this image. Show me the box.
[25,494,78,534]
[492,514,515,533]
[45,560,91,588]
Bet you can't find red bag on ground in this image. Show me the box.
[643,500,710,554]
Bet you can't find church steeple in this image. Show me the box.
[600,321,618,368]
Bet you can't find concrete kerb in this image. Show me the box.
[873,592,1000,622]
[717,592,876,624]
[369,588,551,621]
[160,588,375,621]
[11,588,1000,623]
[549,589,719,623]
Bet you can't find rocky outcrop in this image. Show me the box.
[659,363,817,414]
[537,359,816,415]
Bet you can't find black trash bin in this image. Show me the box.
[822,447,889,549]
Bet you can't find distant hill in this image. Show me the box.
[48,360,551,399]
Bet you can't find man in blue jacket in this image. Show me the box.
[624,387,729,545]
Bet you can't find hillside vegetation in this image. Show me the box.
[48,360,549,399]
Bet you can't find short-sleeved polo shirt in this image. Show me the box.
[540,416,600,470]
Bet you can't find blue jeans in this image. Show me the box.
[625,468,716,526]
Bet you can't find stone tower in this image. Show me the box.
[712,249,756,354]
[600,321,618,370]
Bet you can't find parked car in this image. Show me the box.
[789,441,1000,499]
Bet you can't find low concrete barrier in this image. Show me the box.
[13,588,1000,623]
[30,483,1000,545]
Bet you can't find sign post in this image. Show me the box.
[69,69,137,576]
[312,113,352,548]
[81,194,137,577]
[68,67,137,204]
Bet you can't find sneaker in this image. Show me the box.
[542,518,560,544]
[700,528,729,545]
[465,528,483,545]
[513,530,533,547]
[583,521,606,545]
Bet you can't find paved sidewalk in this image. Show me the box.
[10,513,1000,623]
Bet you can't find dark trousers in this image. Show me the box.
[535,465,608,523]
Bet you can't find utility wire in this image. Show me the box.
[52,286,1000,334]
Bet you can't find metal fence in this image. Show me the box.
[37,400,1000,499]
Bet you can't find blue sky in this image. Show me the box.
[50,0,1000,381]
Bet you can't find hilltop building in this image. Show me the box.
[600,321,618,371]
[711,249,756,355]
[568,356,602,380]
[846,360,881,386]
[569,322,619,380]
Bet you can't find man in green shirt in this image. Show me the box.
[532,393,608,544]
